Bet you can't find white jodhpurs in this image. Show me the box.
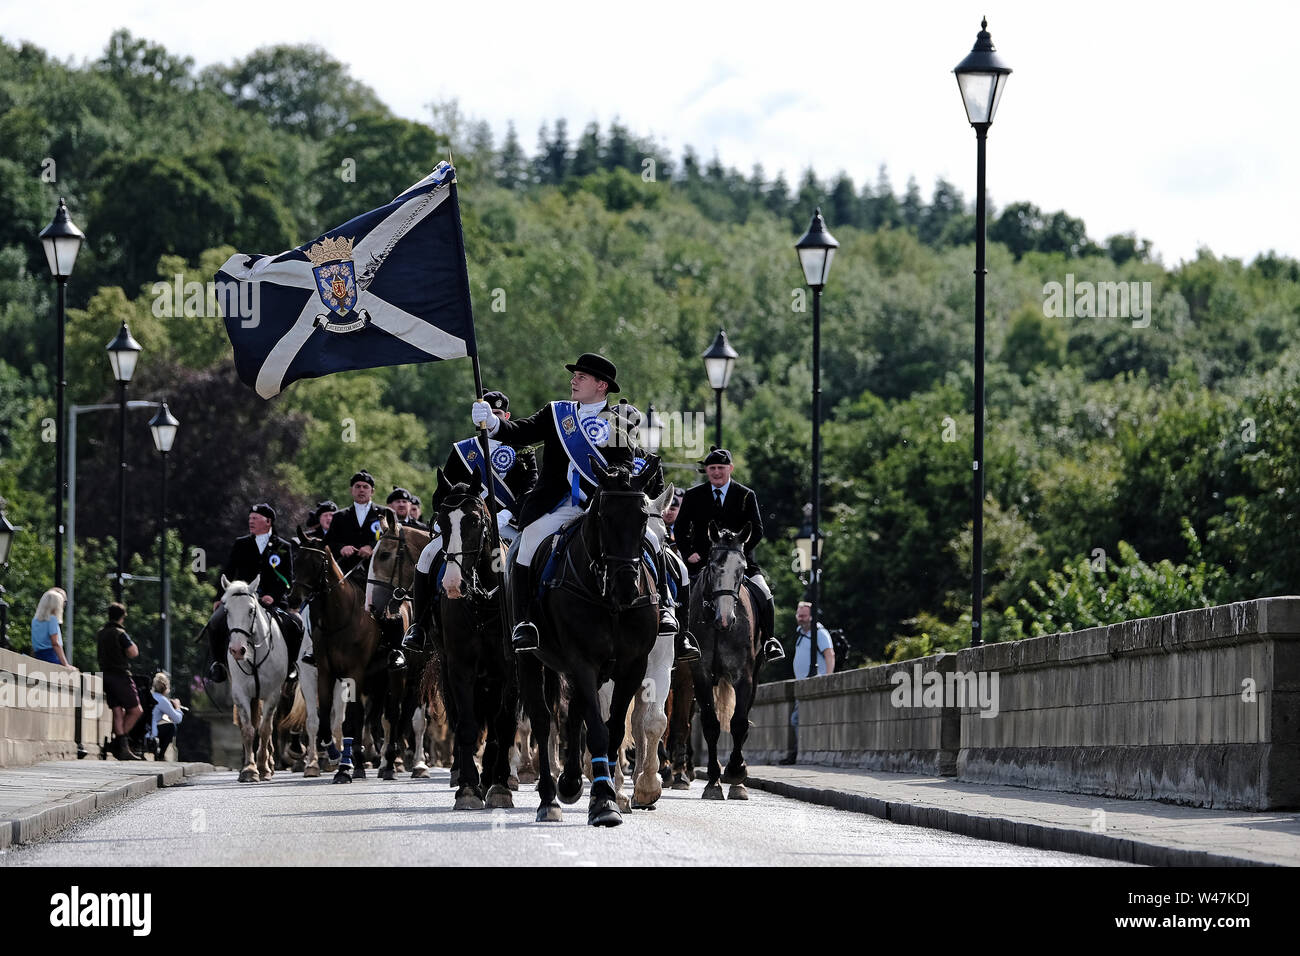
[516,503,584,566]
[416,535,444,574]
[749,573,772,600]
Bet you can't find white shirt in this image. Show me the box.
[354,502,370,528]
[149,690,184,738]
[254,532,270,553]
[793,623,833,679]
[710,480,733,507]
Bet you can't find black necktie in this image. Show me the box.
[714,489,723,508]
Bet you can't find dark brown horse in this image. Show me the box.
[288,542,382,784]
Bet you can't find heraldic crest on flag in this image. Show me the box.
[215,161,476,399]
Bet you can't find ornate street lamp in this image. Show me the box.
[954,18,1011,646]
[702,329,739,449]
[794,208,839,681]
[38,198,84,586]
[149,402,180,672]
[107,322,143,601]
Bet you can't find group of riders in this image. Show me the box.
[203,351,785,695]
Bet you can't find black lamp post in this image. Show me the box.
[106,322,142,602]
[149,401,179,672]
[0,498,16,650]
[954,18,1011,647]
[702,330,739,449]
[38,198,84,588]
[794,208,839,679]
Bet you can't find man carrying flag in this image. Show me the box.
[215,162,475,399]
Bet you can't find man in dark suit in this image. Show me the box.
[205,503,306,682]
[404,391,538,654]
[387,487,429,531]
[675,448,784,663]
[470,354,697,660]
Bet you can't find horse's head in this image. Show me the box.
[437,470,492,601]
[288,545,332,607]
[367,520,427,617]
[705,522,750,630]
[590,454,658,609]
[221,576,263,662]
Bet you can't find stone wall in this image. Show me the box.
[0,647,114,767]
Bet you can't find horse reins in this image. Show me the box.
[439,495,500,604]
[227,593,274,702]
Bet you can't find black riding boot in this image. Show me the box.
[510,562,539,654]
[659,554,699,663]
[402,568,433,652]
[206,606,229,683]
[278,608,304,680]
[757,592,784,663]
[386,621,407,670]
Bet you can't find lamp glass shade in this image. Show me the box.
[38,198,85,279]
[957,71,1009,126]
[794,209,840,288]
[702,329,739,389]
[149,402,180,453]
[106,322,143,383]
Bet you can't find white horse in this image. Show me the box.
[222,575,290,783]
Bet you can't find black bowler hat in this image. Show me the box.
[703,447,732,466]
[249,502,276,524]
[483,390,509,411]
[565,353,620,393]
[350,470,375,487]
[387,487,413,504]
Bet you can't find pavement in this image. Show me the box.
[0,755,1295,865]
[0,758,214,851]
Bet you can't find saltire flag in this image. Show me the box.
[215,161,476,398]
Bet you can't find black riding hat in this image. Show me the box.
[565,353,620,393]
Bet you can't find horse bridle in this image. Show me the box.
[438,494,499,602]
[702,542,747,614]
[295,544,365,605]
[367,524,414,617]
[225,591,274,700]
[587,489,655,608]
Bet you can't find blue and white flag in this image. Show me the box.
[215,162,476,398]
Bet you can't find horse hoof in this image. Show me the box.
[379,767,396,781]
[304,765,321,778]
[557,773,584,805]
[259,769,274,781]
[536,803,563,823]
[702,783,725,800]
[615,792,631,813]
[485,784,514,809]
[659,767,672,787]
[671,774,691,791]
[727,784,749,800]
[352,766,366,780]
[721,763,748,785]
[507,775,520,792]
[517,769,537,784]
[411,766,430,779]
[292,759,306,773]
[449,769,460,789]
[454,792,486,810]
[588,799,622,828]
[238,769,258,783]
[630,797,659,810]
[332,771,352,784]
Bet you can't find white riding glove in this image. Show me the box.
[471,400,499,435]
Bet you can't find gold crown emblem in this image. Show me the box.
[306,235,355,267]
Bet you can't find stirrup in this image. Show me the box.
[675,629,701,663]
[762,637,786,663]
[512,621,540,654]
[401,624,424,651]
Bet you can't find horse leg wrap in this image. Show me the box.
[340,736,354,770]
[591,755,613,794]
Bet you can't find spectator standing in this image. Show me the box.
[785,601,835,765]
[96,602,144,761]
[30,587,70,667]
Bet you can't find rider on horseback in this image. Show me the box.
[675,448,785,664]
[205,503,306,683]
[403,390,538,655]
[470,353,700,662]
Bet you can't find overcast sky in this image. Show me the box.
[3,0,1295,266]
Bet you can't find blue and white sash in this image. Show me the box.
[551,401,609,504]
[453,437,518,512]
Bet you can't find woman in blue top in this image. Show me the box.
[30,587,70,667]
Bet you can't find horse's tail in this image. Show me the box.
[281,683,307,732]
[714,678,736,733]
[420,646,447,726]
